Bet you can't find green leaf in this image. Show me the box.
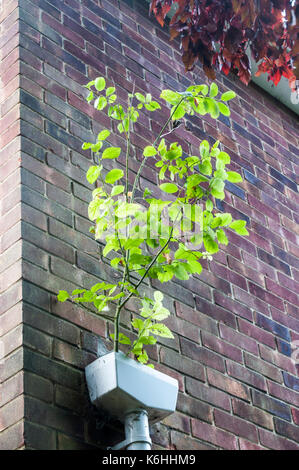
[221,90,236,101]
[105,169,124,184]
[160,89,180,105]
[151,323,174,338]
[227,171,243,183]
[218,102,230,116]
[86,165,101,184]
[135,92,145,103]
[143,146,157,157]
[187,260,202,275]
[171,103,185,120]
[86,91,94,102]
[216,229,228,245]
[209,83,218,98]
[160,183,178,194]
[111,185,124,196]
[217,151,231,164]
[206,199,213,212]
[211,178,225,193]
[111,332,131,345]
[95,77,106,91]
[203,233,219,253]
[145,101,161,111]
[229,219,249,235]
[98,129,110,140]
[154,291,163,303]
[106,87,115,96]
[200,140,210,159]
[88,199,101,220]
[57,290,69,302]
[95,96,107,110]
[220,213,233,226]
[173,263,189,280]
[102,147,121,159]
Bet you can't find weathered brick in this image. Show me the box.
[0,396,24,432]
[191,420,238,450]
[160,347,205,381]
[181,338,225,373]
[227,361,267,392]
[24,396,84,439]
[214,409,258,443]
[252,389,292,421]
[259,428,299,450]
[244,352,283,383]
[220,323,259,355]
[24,421,56,450]
[201,330,243,363]
[186,377,231,411]
[207,368,250,401]
[0,371,23,408]
[232,398,273,430]
[0,421,24,450]
[170,429,216,450]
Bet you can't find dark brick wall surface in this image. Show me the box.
[0,0,298,450]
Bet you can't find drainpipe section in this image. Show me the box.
[110,409,152,450]
[125,409,152,450]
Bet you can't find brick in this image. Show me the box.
[238,318,276,349]
[201,330,243,363]
[259,344,297,376]
[274,418,299,443]
[252,389,292,421]
[160,347,205,381]
[291,408,299,425]
[0,396,24,432]
[249,282,284,311]
[244,352,282,383]
[186,377,231,411]
[214,409,258,443]
[258,248,291,276]
[163,412,190,434]
[214,290,252,321]
[0,421,24,450]
[256,313,290,341]
[220,323,259,355]
[24,349,81,390]
[227,361,267,392]
[0,371,23,408]
[239,438,265,450]
[24,396,84,439]
[268,380,299,408]
[176,391,213,424]
[283,372,299,392]
[181,337,225,373]
[232,398,273,430]
[259,428,299,450]
[24,421,56,450]
[170,429,216,450]
[233,285,270,316]
[207,368,250,401]
[24,371,53,403]
[53,339,95,369]
[175,301,219,335]
[191,420,238,450]
[195,296,236,329]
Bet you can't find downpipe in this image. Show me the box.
[110,409,152,450]
[125,409,152,450]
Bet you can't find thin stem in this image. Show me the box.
[131,97,185,202]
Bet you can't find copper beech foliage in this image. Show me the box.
[150,0,298,90]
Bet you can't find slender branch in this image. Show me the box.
[131,97,185,202]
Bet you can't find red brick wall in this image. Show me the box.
[0,0,24,450]
[0,0,298,450]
